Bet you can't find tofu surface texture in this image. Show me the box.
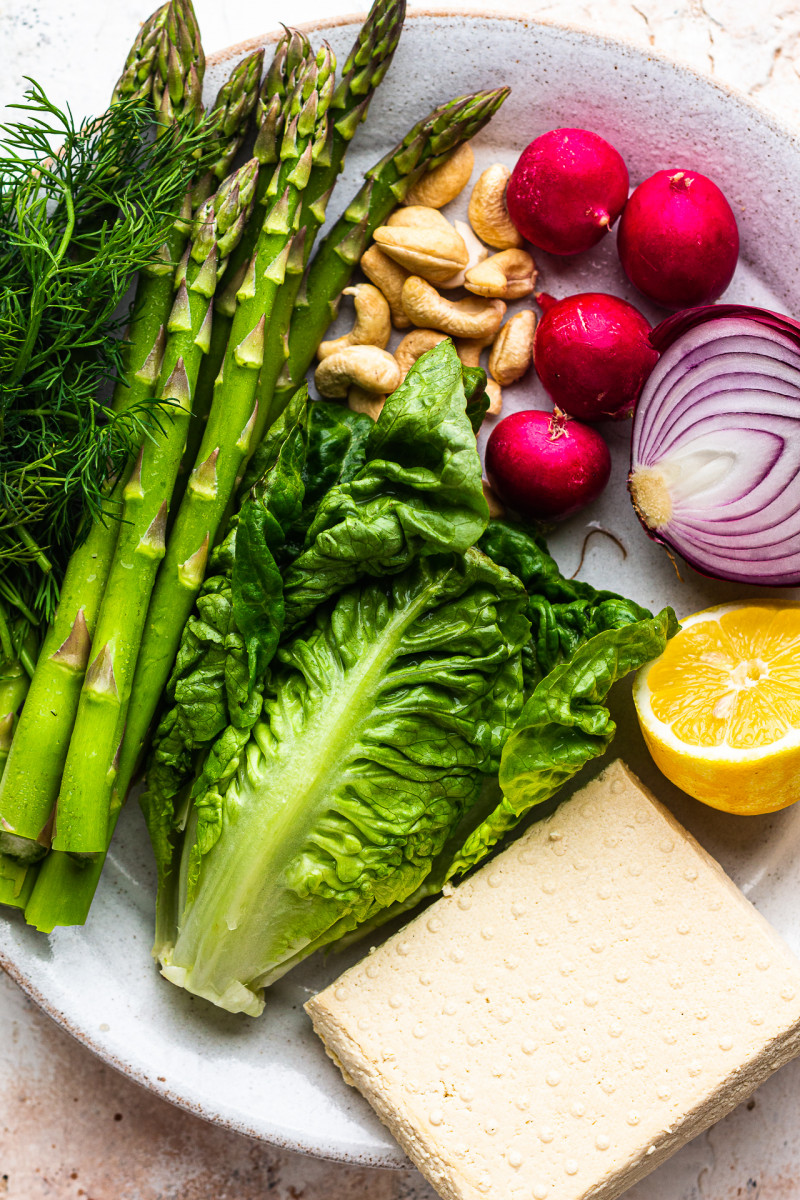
[305,760,800,1200]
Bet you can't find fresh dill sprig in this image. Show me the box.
[0,80,207,629]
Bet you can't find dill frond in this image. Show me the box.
[0,81,208,628]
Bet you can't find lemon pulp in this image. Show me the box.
[634,602,800,815]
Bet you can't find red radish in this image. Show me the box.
[534,291,659,422]
[617,168,739,309]
[506,128,629,256]
[485,409,611,521]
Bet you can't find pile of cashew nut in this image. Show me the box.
[313,144,538,426]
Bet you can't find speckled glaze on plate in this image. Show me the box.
[3,11,800,1181]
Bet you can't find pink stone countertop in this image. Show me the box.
[4,2,800,1198]
[1,967,436,1199]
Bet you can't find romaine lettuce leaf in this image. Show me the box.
[143,343,679,1012]
[479,519,652,691]
[320,607,677,947]
[461,364,491,432]
[144,344,490,892]
[282,340,489,628]
[157,549,529,1015]
[232,394,307,691]
[294,401,374,540]
[446,606,679,877]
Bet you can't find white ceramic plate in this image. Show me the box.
[3,11,800,1183]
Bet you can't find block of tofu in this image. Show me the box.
[306,760,800,1200]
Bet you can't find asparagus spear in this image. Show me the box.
[23,845,101,931]
[258,0,408,438]
[0,721,38,910]
[0,0,207,863]
[120,44,267,522]
[213,29,312,281]
[112,40,335,807]
[151,0,205,126]
[187,28,310,453]
[47,160,258,858]
[110,0,205,424]
[270,87,509,418]
[191,47,265,209]
[0,654,36,908]
[178,44,276,477]
[112,2,172,104]
[114,33,261,432]
[314,0,407,198]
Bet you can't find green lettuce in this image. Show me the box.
[281,342,488,628]
[142,340,678,1016]
[479,519,652,691]
[157,550,529,1014]
[446,606,679,876]
[461,364,491,432]
[315,525,677,946]
[231,392,307,691]
[143,343,489,883]
[327,608,677,945]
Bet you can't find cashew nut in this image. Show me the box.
[489,310,536,385]
[360,245,411,330]
[482,478,505,518]
[348,386,385,421]
[317,284,391,359]
[455,331,496,369]
[466,249,537,300]
[373,218,468,285]
[315,345,401,398]
[468,164,523,250]
[440,220,489,289]
[404,142,475,209]
[485,377,503,416]
[401,276,506,340]
[394,329,448,378]
[386,205,451,231]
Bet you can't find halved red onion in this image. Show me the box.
[629,305,800,586]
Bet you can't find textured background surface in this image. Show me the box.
[3,1,800,1197]
[3,0,800,129]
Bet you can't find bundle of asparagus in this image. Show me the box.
[0,0,510,931]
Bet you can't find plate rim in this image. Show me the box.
[208,6,800,155]
[4,7,800,1167]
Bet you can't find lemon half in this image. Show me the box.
[633,600,800,815]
